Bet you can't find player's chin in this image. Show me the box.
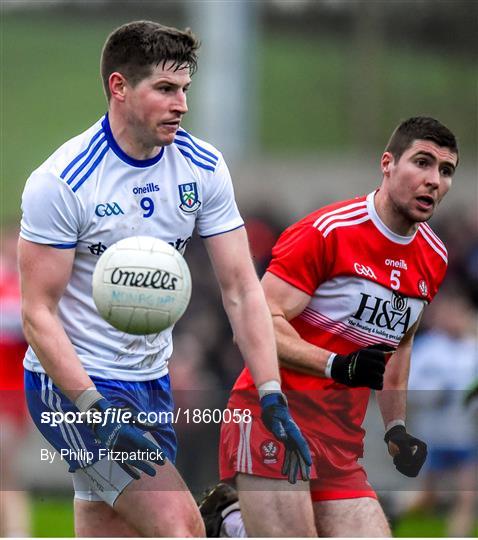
[156,133,176,147]
[156,126,179,146]
[412,208,435,223]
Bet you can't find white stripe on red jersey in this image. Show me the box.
[418,225,448,263]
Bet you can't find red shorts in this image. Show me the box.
[219,411,377,502]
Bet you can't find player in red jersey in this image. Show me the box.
[0,225,31,536]
[202,117,459,537]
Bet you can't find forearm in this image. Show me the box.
[274,315,330,377]
[23,306,94,402]
[376,352,410,429]
[222,281,281,387]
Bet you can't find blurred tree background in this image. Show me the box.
[2,0,476,222]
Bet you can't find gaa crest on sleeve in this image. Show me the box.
[178,182,201,213]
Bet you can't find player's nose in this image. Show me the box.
[173,90,188,115]
[425,166,440,188]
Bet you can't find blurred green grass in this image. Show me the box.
[2,12,475,224]
[32,496,74,537]
[32,495,477,537]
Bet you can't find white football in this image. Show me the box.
[92,236,192,335]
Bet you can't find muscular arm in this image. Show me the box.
[19,238,94,401]
[204,228,281,386]
[261,271,331,376]
[376,316,421,429]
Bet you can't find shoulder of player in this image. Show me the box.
[171,129,222,174]
[287,195,369,237]
[32,119,107,194]
[415,222,448,266]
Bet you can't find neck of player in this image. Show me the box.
[108,109,162,161]
[373,190,417,237]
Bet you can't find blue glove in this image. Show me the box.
[88,398,165,480]
[260,392,312,484]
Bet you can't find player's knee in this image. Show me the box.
[179,510,205,537]
[150,511,205,538]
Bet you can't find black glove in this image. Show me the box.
[88,398,165,480]
[384,425,427,477]
[330,345,392,390]
[260,392,312,484]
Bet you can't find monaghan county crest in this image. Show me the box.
[178,182,201,213]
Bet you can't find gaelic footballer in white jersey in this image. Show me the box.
[21,114,243,381]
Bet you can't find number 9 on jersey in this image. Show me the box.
[92,236,192,335]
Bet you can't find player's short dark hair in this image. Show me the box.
[385,117,459,162]
[101,20,200,100]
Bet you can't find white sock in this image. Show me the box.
[220,505,247,538]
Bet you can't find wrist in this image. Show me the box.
[384,423,406,443]
[385,419,406,433]
[257,380,282,399]
[324,353,336,378]
[75,386,104,413]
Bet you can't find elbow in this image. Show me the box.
[21,303,53,345]
[21,306,36,345]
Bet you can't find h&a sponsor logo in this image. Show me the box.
[352,291,411,333]
[132,183,160,195]
[385,258,408,270]
[354,263,377,280]
[95,202,124,217]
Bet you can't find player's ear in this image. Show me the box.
[109,72,128,102]
[381,152,394,177]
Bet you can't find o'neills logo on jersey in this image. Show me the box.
[352,292,411,333]
[385,258,408,270]
[132,183,160,195]
[110,268,178,290]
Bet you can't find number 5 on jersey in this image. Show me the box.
[390,269,401,290]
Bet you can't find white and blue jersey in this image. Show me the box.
[21,114,244,381]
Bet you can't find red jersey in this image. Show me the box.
[232,191,447,450]
[0,262,27,391]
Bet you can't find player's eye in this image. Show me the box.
[415,158,428,168]
[440,166,454,177]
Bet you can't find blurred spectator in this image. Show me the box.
[406,291,478,537]
[169,332,224,492]
[0,225,31,537]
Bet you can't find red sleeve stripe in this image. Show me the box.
[300,308,400,348]
[418,225,448,264]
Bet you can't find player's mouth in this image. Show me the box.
[415,195,435,211]
[161,120,181,132]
